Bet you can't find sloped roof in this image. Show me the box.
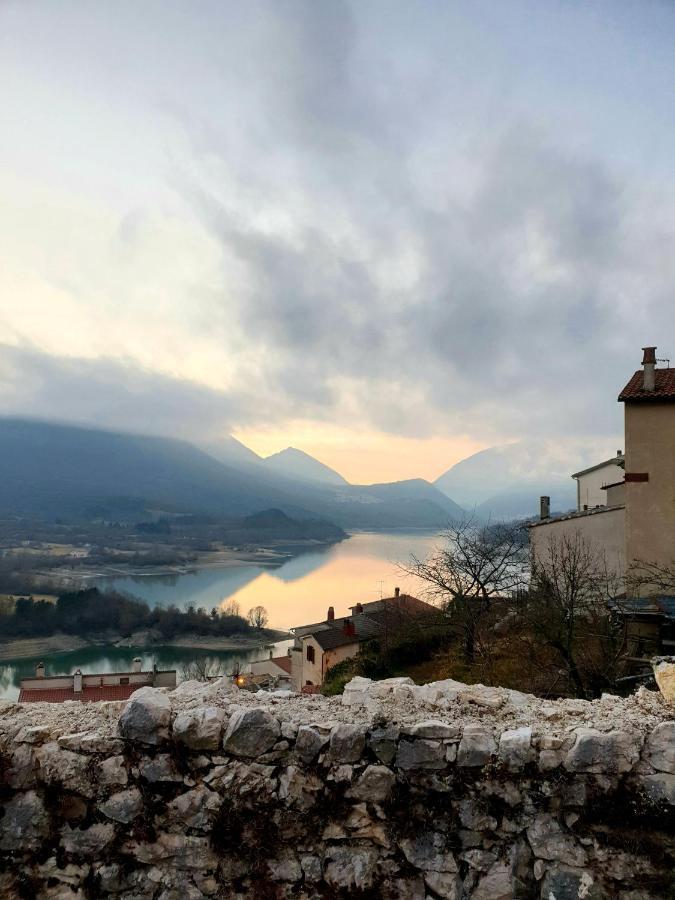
[18,683,141,703]
[313,617,382,650]
[618,369,675,402]
[270,655,292,674]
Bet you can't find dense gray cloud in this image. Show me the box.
[2,0,675,462]
[0,345,253,442]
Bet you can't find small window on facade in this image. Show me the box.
[306,680,313,686]
[120,677,129,685]
[306,645,315,663]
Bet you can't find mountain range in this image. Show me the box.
[0,418,464,530]
[0,418,588,528]
[433,441,581,519]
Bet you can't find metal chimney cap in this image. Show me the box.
[642,346,657,365]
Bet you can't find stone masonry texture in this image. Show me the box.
[0,675,673,899]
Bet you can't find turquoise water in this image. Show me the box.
[1,531,441,700]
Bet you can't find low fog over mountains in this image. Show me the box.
[434,441,583,519]
[0,419,590,528]
[0,419,462,530]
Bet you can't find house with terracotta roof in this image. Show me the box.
[530,345,675,596]
[249,651,293,689]
[288,588,441,691]
[18,658,176,703]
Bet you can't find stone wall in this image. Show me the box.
[0,676,673,899]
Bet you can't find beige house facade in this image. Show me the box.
[530,346,675,596]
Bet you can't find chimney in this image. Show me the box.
[342,619,355,637]
[35,661,45,679]
[73,670,83,693]
[132,657,142,673]
[394,587,400,598]
[269,649,274,660]
[354,602,363,614]
[540,496,550,520]
[327,606,335,622]
[642,346,657,391]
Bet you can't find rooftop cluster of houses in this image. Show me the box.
[18,590,439,702]
[18,658,177,703]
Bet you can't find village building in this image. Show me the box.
[529,346,675,654]
[248,652,293,690]
[287,589,441,691]
[18,658,177,703]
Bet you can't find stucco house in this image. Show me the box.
[288,589,440,691]
[530,345,675,596]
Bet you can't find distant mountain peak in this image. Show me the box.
[263,447,348,486]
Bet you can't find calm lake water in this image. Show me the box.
[0,531,441,701]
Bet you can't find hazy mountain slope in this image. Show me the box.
[0,418,295,520]
[263,447,348,486]
[476,480,577,521]
[199,435,262,468]
[435,441,585,519]
[0,418,464,529]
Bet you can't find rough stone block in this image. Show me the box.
[117,687,171,745]
[172,706,225,751]
[99,788,143,824]
[564,728,640,774]
[0,790,49,851]
[295,725,328,763]
[498,726,534,772]
[222,707,280,757]
[457,727,497,767]
[645,722,675,774]
[329,723,366,762]
[396,738,446,770]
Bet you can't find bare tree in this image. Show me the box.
[220,599,241,618]
[180,657,225,682]
[404,519,528,663]
[523,531,627,696]
[247,605,269,629]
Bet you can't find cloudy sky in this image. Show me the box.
[1,1,675,483]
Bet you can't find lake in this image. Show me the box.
[0,531,442,700]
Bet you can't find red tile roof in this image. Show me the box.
[271,655,292,674]
[619,369,675,402]
[18,684,141,704]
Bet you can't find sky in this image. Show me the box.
[1,0,675,484]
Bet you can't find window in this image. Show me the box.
[306,644,315,663]
[119,677,129,685]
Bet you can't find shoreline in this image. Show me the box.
[29,540,341,586]
[0,629,290,663]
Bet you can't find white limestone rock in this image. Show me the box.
[324,845,378,891]
[99,755,128,788]
[396,738,446,770]
[564,728,641,774]
[329,723,366,763]
[99,788,143,824]
[645,722,675,774]
[36,743,95,797]
[61,824,116,857]
[222,707,280,757]
[526,814,586,867]
[172,706,225,751]
[0,790,50,851]
[498,726,534,772]
[405,720,460,739]
[295,725,329,763]
[166,785,223,831]
[118,687,171,745]
[347,764,396,803]
[457,727,497,767]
